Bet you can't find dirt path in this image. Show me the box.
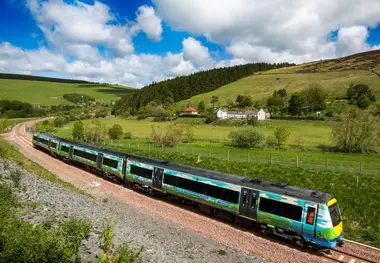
[3,120,332,263]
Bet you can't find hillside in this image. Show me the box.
[0,79,134,105]
[180,50,380,107]
[113,62,294,114]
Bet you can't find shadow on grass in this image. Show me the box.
[76,84,136,96]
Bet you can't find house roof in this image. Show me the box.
[184,107,197,112]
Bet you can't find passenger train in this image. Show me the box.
[32,132,344,250]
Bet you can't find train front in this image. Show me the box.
[316,197,344,248]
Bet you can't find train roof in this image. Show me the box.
[34,132,333,203]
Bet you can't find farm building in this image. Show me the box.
[216,108,270,120]
[180,106,199,116]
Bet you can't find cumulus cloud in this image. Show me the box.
[26,0,137,56]
[154,0,380,63]
[136,5,163,42]
[182,37,213,69]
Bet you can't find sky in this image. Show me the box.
[0,0,380,88]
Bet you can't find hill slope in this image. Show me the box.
[180,50,380,107]
[0,79,134,105]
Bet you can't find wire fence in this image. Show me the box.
[104,140,380,177]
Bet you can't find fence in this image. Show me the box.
[104,140,380,177]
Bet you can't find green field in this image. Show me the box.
[0,79,134,105]
[54,117,334,148]
[0,117,35,133]
[180,70,380,107]
[53,117,380,176]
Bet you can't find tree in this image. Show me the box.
[356,95,371,109]
[108,124,123,139]
[235,95,253,108]
[197,101,205,112]
[228,128,264,148]
[302,84,327,113]
[273,127,290,146]
[211,96,219,108]
[288,93,305,115]
[331,108,380,153]
[346,83,376,102]
[72,120,84,140]
[53,116,68,127]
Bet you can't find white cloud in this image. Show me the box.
[154,0,380,63]
[26,0,136,56]
[335,26,372,57]
[63,44,101,63]
[136,5,163,42]
[182,37,213,69]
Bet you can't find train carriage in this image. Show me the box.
[32,132,343,249]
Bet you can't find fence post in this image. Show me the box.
[248,152,250,162]
[296,156,299,168]
[326,159,328,170]
[227,150,230,161]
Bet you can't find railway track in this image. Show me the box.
[322,248,379,263]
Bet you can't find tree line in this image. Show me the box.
[113,62,295,115]
[0,73,92,84]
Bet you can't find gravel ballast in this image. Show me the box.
[0,157,265,263]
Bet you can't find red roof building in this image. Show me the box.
[181,106,198,116]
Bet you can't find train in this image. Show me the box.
[32,132,344,250]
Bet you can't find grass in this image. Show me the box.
[54,117,334,148]
[0,79,134,105]
[179,70,380,107]
[0,117,35,133]
[0,137,88,196]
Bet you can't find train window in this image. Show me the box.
[103,157,118,169]
[306,207,315,225]
[130,165,152,179]
[163,173,239,204]
[39,138,49,145]
[61,145,69,153]
[50,142,57,149]
[73,149,97,162]
[33,135,37,141]
[163,173,177,186]
[259,197,302,222]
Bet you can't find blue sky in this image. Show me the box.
[0,0,379,88]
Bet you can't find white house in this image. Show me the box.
[217,108,270,120]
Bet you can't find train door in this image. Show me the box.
[97,153,104,170]
[122,158,128,181]
[69,146,74,159]
[303,205,317,238]
[239,188,259,220]
[152,167,163,190]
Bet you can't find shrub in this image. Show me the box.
[72,120,84,140]
[150,125,183,146]
[108,124,123,140]
[53,116,68,127]
[35,120,55,133]
[123,131,133,139]
[96,108,109,118]
[266,136,277,148]
[273,127,290,146]
[228,128,264,148]
[356,95,371,109]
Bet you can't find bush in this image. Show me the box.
[273,127,290,146]
[72,120,84,140]
[63,93,95,104]
[53,116,68,127]
[35,120,55,133]
[266,136,277,148]
[228,128,264,148]
[108,124,123,140]
[96,108,109,118]
[150,125,183,146]
[123,131,133,139]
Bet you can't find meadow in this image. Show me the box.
[53,117,380,176]
[0,79,134,105]
[54,117,334,148]
[179,70,380,107]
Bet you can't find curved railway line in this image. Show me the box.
[2,120,380,263]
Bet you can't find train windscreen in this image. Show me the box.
[329,202,342,227]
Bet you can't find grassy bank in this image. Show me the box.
[99,144,380,248]
[0,137,87,196]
